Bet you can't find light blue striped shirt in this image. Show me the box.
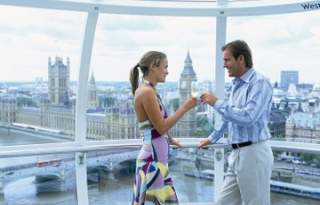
[208,68,273,144]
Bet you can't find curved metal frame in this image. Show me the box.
[0,0,319,204]
[0,0,318,16]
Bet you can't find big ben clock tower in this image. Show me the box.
[177,51,197,137]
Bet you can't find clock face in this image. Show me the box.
[180,81,187,89]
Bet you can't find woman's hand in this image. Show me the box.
[182,96,197,111]
[169,137,183,148]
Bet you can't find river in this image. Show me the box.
[0,128,319,204]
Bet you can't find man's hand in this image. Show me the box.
[200,92,218,106]
[198,138,211,149]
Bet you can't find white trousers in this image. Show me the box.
[215,140,274,205]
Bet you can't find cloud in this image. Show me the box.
[90,15,217,81]
[228,11,320,48]
[226,11,320,84]
[0,6,86,81]
[0,5,85,44]
[0,5,319,84]
[100,14,163,31]
[94,15,215,52]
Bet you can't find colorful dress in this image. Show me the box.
[132,84,179,205]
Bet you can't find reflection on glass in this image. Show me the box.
[0,154,76,205]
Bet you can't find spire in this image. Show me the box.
[287,83,298,97]
[184,50,192,64]
[297,102,303,112]
[89,69,96,84]
[181,50,196,79]
[55,56,61,63]
[67,57,70,66]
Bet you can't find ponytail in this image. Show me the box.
[130,51,166,95]
[129,64,139,95]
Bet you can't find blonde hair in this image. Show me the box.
[129,51,167,95]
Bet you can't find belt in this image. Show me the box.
[231,141,252,149]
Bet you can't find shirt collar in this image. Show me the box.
[233,68,255,84]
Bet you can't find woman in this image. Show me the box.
[130,51,196,205]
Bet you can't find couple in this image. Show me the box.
[130,40,274,205]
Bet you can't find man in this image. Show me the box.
[199,40,274,205]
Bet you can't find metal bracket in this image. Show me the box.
[77,152,86,165]
[215,149,223,161]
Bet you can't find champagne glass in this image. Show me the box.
[191,82,204,105]
[191,81,199,99]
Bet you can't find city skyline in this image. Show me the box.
[0,5,320,83]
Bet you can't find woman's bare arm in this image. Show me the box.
[141,87,196,135]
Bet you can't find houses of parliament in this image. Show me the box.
[0,53,198,140]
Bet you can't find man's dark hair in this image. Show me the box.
[222,40,253,69]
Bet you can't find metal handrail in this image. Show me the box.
[0,138,319,158]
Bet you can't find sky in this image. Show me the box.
[0,3,320,84]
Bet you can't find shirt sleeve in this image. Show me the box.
[213,79,272,126]
[208,119,228,143]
